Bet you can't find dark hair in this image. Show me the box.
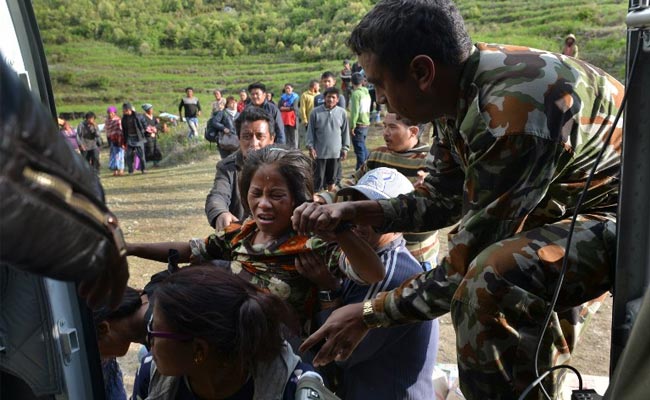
[351,72,364,86]
[347,0,473,78]
[155,266,296,367]
[93,287,142,325]
[239,146,314,215]
[309,79,319,89]
[248,82,267,93]
[320,71,335,80]
[394,114,428,139]
[85,111,96,120]
[225,95,236,106]
[395,113,415,126]
[234,107,275,137]
[323,87,340,97]
[185,86,194,92]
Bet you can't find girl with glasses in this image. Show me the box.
[133,266,312,399]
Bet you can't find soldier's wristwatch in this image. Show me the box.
[362,300,383,328]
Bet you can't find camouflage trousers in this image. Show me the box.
[451,214,616,399]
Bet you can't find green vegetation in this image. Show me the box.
[35,0,628,117]
[46,40,342,116]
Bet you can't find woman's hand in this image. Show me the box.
[295,252,339,290]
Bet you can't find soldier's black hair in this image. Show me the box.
[347,0,472,78]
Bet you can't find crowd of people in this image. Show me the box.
[44,0,624,399]
[59,61,381,191]
[59,102,163,176]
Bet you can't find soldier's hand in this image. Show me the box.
[300,302,368,366]
[291,202,355,236]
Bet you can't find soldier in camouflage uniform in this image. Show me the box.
[293,0,623,399]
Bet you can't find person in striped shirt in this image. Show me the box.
[321,167,439,399]
[316,112,439,270]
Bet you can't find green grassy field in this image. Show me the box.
[46,43,342,116]
[41,0,629,119]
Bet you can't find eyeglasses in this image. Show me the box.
[146,318,193,347]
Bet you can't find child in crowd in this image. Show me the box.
[105,106,125,176]
[58,119,80,154]
[94,287,143,400]
[94,260,191,400]
[132,266,316,400]
[294,168,439,398]
[127,147,384,335]
[326,167,439,399]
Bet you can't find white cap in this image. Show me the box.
[337,167,414,200]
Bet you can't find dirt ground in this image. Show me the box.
[100,134,612,395]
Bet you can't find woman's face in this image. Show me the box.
[247,163,295,240]
[150,305,195,376]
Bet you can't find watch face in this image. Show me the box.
[362,300,381,328]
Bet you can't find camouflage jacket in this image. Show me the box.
[373,43,624,325]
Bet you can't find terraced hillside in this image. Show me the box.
[36,0,628,116]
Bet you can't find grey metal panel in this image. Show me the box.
[0,265,63,395]
[611,19,650,370]
[43,279,97,399]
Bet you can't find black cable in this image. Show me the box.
[523,32,645,400]
[520,365,584,399]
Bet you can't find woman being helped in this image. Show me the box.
[128,147,384,335]
[132,266,313,400]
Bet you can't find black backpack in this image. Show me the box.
[204,114,219,143]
